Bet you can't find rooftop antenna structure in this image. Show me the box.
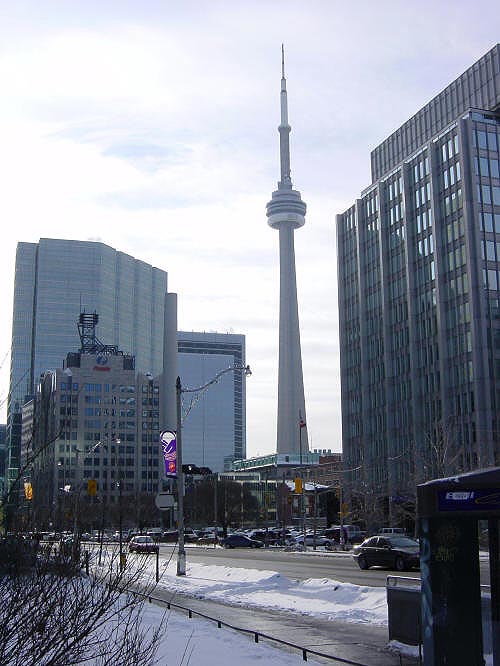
[77,311,120,356]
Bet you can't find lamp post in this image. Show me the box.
[93,437,124,568]
[175,364,251,576]
[117,464,124,569]
[72,441,100,563]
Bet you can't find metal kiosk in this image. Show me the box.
[417,467,500,665]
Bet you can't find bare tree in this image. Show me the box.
[0,539,168,665]
[183,477,259,528]
[1,427,64,535]
[387,417,465,533]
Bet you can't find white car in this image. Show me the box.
[294,534,333,548]
[128,535,159,554]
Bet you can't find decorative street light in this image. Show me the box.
[71,439,103,563]
[92,437,125,568]
[174,364,251,576]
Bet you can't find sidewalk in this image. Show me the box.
[150,586,420,665]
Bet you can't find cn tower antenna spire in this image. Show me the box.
[279,44,291,190]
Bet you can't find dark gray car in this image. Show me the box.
[222,534,263,549]
[352,535,420,571]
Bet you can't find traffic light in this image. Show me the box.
[182,464,212,475]
[340,502,350,518]
[87,479,97,496]
[294,478,303,494]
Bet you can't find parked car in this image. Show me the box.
[162,529,199,543]
[352,535,420,571]
[222,534,263,549]
[128,535,159,554]
[197,533,219,545]
[294,534,333,548]
[379,527,407,536]
[325,524,365,545]
[246,529,281,545]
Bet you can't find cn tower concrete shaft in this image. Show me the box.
[266,48,308,457]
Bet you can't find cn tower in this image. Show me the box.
[266,47,308,457]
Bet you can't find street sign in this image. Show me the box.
[155,492,175,511]
[438,489,500,512]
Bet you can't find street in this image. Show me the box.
[159,543,491,587]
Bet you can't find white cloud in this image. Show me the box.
[0,1,498,457]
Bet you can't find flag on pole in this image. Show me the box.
[160,430,177,477]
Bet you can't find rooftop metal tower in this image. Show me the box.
[266,46,308,457]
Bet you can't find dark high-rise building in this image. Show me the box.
[0,423,6,496]
[336,45,500,525]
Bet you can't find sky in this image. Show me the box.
[0,1,499,457]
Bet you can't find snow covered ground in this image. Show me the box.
[123,547,421,664]
[132,547,492,664]
[139,599,324,665]
[144,549,389,626]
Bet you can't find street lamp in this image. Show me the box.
[92,437,125,568]
[175,364,251,576]
[70,440,102,562]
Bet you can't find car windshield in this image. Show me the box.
[389,537,419,548]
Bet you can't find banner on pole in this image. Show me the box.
[160,430,177,477]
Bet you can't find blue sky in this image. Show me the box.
[0,1,498,457]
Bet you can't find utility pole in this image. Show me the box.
[214,473,218,546]
[299,413,306,547]
[175,376,186,576]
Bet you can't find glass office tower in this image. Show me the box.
[336,45,500,526]
[177,331,246,473]
[7,238,168,486]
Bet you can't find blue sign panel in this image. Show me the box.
[438,489,500,512]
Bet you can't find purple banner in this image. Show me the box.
[160,430,177,477]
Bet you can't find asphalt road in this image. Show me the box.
[159,543,491,587]
[161,544,414,586]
